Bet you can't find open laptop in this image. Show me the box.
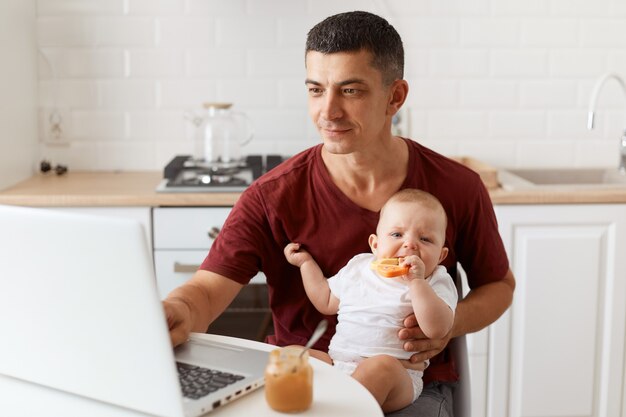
[0,204,267,417]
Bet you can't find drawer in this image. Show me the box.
[154,250,208,299]
[154,250,265,299]
[153,207,231,249]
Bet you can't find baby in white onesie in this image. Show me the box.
[284,189,457,413]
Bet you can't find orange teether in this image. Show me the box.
[370,258,409,278]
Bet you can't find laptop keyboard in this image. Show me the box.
[177,362,245,400]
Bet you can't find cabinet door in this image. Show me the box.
[490,204,626,417]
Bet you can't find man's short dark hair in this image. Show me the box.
[305,11,404,86]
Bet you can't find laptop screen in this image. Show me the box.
[0,205,184,417]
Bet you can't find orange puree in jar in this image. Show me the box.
[265,346,313,413]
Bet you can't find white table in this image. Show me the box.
[205,334,383,417]
[0,333,383,417]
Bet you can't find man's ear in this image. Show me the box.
[386,79,409,117]
[439,247,449,264]
[368,234,378,254]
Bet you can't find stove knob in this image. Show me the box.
[208,227,221,239]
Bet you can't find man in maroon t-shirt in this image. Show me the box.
[164,11,515,417]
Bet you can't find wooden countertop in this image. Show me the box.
[0,172,240,207]
[489,186,626,204]
[1,171,626,207]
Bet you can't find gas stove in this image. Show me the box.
[156,154,284,193]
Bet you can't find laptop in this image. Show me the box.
[0,204,267,417]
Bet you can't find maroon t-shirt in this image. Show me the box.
[202,139,509,384]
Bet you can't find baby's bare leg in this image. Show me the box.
[351,355,414,413]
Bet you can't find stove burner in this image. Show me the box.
[211,174,244,185]
[179,171,245,186]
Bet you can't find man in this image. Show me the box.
[164,11,515,417]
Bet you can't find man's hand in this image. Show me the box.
[163,298,193,347]
[162,270,244,347]
[399,313,453,364]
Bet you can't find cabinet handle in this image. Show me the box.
[174,262,200,273]
[208,226,221,239]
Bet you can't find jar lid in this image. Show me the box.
[202,102,233,109]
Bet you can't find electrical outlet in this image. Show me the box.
[40,108,70,145]
[392,106,410,137]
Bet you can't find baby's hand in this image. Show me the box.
[400,255,426,281]
[284,242,313,268]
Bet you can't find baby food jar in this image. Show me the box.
[265,346,313,412]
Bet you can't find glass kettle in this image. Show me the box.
[187,103,253,166]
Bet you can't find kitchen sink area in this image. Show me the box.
[498,167,626,189]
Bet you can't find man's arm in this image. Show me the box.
[163,269,243,347]
[400,268,516,362]
[451,268,516,336]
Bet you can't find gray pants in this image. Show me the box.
[385,382,455,417]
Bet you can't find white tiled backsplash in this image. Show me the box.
[36,0,626,171]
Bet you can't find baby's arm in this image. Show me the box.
[402,256,454,340]
[284,243,339,315]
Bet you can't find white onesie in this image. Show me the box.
[326,253,458,401]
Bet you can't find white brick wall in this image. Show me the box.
[0,0,38,189]
[36,0,626,170]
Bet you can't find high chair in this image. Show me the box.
[451,268,471,417]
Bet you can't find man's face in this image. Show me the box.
[304,50,394,154]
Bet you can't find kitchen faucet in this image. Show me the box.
[587,72,626,174]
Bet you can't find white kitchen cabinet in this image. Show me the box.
[153,207,231,251]
[152,207,265,297]
[153,207,229,299]
[152,207,230,298]
[485,204,626,417]
[152,207,270,341]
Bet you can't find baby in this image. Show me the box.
[284,188,457,412]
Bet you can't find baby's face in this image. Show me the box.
[370,201,448,277]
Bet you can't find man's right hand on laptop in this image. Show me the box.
[163,298,193,347]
